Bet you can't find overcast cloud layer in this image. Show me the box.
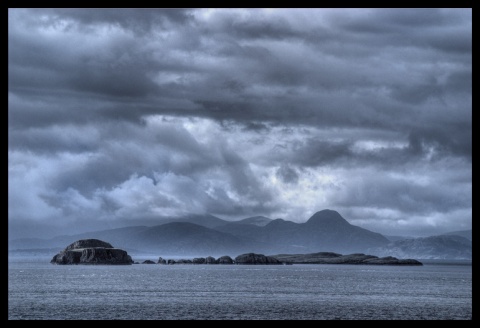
[8,8,471,238]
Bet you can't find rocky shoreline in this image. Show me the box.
[143,252,421,265]
[51,239,422,266]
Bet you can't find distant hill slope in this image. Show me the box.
[368,235,472,260]
[235,216,272,226]
[442,229,472,241]
[384,235,415,242]
[126,222,266,255]
[150,214,229,229]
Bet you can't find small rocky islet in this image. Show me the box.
[51,239,422,266]
[50,239,133,265]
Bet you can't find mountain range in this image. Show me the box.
[9,210,472,260]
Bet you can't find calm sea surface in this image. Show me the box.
[8,260,471,320]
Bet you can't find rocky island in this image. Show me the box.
[271,252,423,265]
[50,239,133,265]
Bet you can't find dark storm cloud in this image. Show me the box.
[333,8,471,54]
[285,139,353,167]
[266,126,471,171]
[8,124,100,154]
[389,78,443,105]
[407,126,472,160]
[26,8,193,33]
[8,9,471,238]
[201,11,298,40]
[338,8,462,32]
[276,164,299,184]
[445,68,472,93]
[9,9,471,140]
[9,26,159,97]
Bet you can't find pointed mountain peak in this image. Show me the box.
[306,209,350,227]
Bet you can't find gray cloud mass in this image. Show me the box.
[8,8,471,238]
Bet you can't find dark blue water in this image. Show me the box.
[8,261,471,320]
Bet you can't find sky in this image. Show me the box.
[8,8,472,239]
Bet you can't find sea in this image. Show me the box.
[8,258,472,320]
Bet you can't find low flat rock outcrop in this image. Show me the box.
[193,257,206,264]
[50,239,133,265]
[362,256,423,265]
[272,252,422,265]
[235,253,282,264]
[176,259,193,264]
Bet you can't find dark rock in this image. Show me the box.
[205,256,216,264]
[331,253,377,264]
[216,255,234,264]
[363,256,423,265]
[176,259,193,264]
[79,248,132,264]
[134,262,140,264]
[157,257,167,264]
[193,257,206,264]
[51,250,82,264]
[142,260,156,264]
[272,252,422,265]
[50,239,132,265]
[64,239,113,250]
[167,259,176,265]
[312,252,342,258]
[235,253,282,264]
